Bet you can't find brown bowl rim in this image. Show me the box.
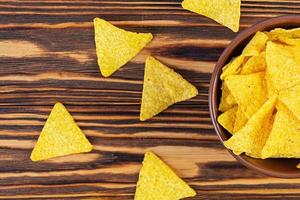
[209,15,300,178]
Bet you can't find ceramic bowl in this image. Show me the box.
[209,15,300,178]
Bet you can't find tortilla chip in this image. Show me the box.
[233,106,248,133]
[266,41,300,92]
[269,28,300,37]
[261,105,300,159]
[267,28,300,46]
[134,151,196,200]
[140,56,198,121]
[218,106,237,134]
[94,18,153,77]
[240,52,266,74]
[226,93,237,107]
[224,96,277,158]
[219,82,237,112]
[297,164,300,169]
[279,85,300,121]
[275,37,300,46]
[30,103,93,162]
[242,32,269,57]
[181,0,240,32]
[220,55,245,80]
[265,70,277,98]
[225,72,268,118]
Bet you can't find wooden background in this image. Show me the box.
[0,0,300,199]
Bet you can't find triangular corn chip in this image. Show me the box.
[220,55,245,80]
[269,28,300,38]
[266,41,300,92]
[233,106,248,133]
[140,56,198,121]
[224,96,277,158]
[267,28,300,46]
[265,67,277,98]
[94,18,153,77]
[134,151,196,200]
[240,52,266,74]
[31,102,93,161]
[225,72,268,118]
[297,164,300,169]
[273,37,300,46]
[262,104,300,159]
[279,85,300,121]
[221,32,268,79]
[218,106,237,134]
[219,82,237,112]
[181,0,241,32]
[242,32,269,57]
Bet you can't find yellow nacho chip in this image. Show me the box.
[233,106,248,133]
[226,93,237,108]
[218,106,237,134]
[265,70,277,98]
[219,82,237,112]
[219,28,300,160]
[266,41,300,92]
[30,102,93,162]
[220,55,245,80]
[269,28,300,37]
[242,32,269,57]
[275,37,300,46]
[261,105,300,159]
[225,72,268,118]
[297,164,300,169]
[94,18,153,77]
[181,0,241,32]
[134,151,196,200]
[267,28,300,46]
[140,56,198,121]
[240,52,266,74]
[279,84,300,121]
[224,96,277,158]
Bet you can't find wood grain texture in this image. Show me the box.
[0,0,300,199]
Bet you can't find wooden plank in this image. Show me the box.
[0,0,299,199]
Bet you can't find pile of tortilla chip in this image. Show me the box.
[217,28,300,167]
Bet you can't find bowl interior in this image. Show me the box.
[210,15,300,178]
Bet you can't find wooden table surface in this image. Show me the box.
[0,0,300,199]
